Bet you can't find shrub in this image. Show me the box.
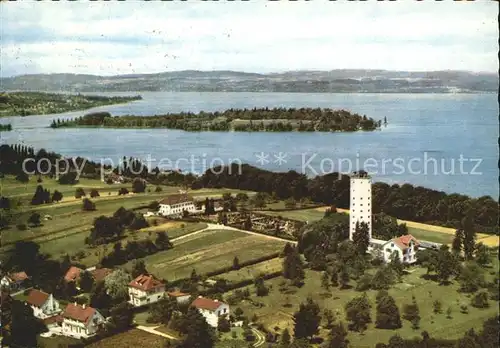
[471,291,489,308]
[155,186,162,192]
[90,189,100,198]
[82,198,96,211]
[118,188,129,195]
[16,223,27,231]
[75,188,86,199]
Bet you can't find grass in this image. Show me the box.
[227,261,499,348]
[258,207,331,222]
[131,229,287,281]
[38,335,81,348]
[216,327,246,348]
[86,329,169,348]
[406,227,455,244]
[218,257,283,282]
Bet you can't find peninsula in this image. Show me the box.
[0,92,142,117]
[50,108,383,132]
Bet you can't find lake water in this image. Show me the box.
[0,92,498,198]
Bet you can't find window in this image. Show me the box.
[391,243,394,247]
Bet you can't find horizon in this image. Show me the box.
[1,1,497,77]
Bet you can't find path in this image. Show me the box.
[251,327,266,347]
[136,325,179,340]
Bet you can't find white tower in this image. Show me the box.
[349,173,372,241]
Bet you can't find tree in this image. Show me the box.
[352,221,370,255]
[436,246,460,284]
[284,197,297,209]
[104,269,131,301]
[330,267,339,287]
[388,252,404,280]
[177,307,215,348]
[452,229,463,255]
[90,189,100,198]
[118,187,129,195]
[217,314,231,332]
[402,295,420,330]
[371,266,395,290]
[321,271,330,291]
[244,215,252,230]
[131,259,148,278]
[254,277,269,297]
[433,300,442,314]
[75,187,86,198]
[9,301,46,348]
[375,292,402,329]
[90,281,112,314]
[293,297,321,340]
[471,290,489,308]
[149,297,177,324]
[51,190,63,202]
[339,265,350,289]
[82,198,96,211]
[79,271,94,293]
[345,293,371,333]
[108,302,134,332]
[459,262,485,293]
[323,309,336,329]
[280,328,291,346]
[283,248,305,285]
[325,322,349,348]
[461,213,476,261]
[28,212,41,226]
[129,214,149,230]
[232,256,240,270]
[155,231,172,250]
[132,178,147,193]
[475,243,490,266]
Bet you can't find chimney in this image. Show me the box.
[82,304,86,309]
[74,302,77,306]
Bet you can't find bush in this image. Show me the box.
[16,223,27,231]
[471,291,489,308]
[75,188,86,199]
[155,186,163,192]
[59,172,78,185]
[132,178,146,193]
[90,189,100,198]
[82,198,96,211]
[118,187,129,195]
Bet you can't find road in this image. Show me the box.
[251,327,266,347]
[136,325,179,340]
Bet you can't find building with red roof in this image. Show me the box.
[167,290,191,304]
[382,234,420,264]
[191,296,230,328]
[61,303,105,339]
[128,274,166,307]
[1,271,30,291]
[26,289,61,319]
[64,266,84,283]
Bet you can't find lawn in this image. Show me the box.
[218,257,283,282]
[227,263,499,348]
[131,229,287,281]
[86,329,169,348]
[406,226,455,244]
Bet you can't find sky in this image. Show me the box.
[0,1,498,77]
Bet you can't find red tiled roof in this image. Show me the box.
[63,303,96,325]
[159,194,194,206]
[90,268,113,282]
[168,290,189,298]
[43,315,63,326]
[26,289,50,307]
[64,266,83,282]
[10,271,29,282]
[128,274,165,292]
[191,297,225,311]
[393,234,419,250]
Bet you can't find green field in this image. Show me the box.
[407,226,455,244]
[218,257,283,282]
[259,207,332,222]
[226,263,499,348]
[130,229,287,281]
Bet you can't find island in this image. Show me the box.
[0,92,142,117]
[50,108,383,132]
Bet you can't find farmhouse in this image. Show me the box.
[191,296,230,328]
[26,289,61,319]
[167,290,191,304]
[128,274,166,307]
[382,234,420,264]
[61,303,105,339]
[0,271,29,291]
[158,194,196,216]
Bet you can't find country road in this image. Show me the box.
[251,327,266,347]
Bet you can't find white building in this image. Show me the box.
[26,289,61,319]
[349,173,372,241]
[382,234,420,264]
[128,274,166,307]
[167,290,191,304]
[158,194,196,217]
[61,303,105,339]
[191,296,230,328]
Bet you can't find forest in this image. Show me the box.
[49,107,382,132]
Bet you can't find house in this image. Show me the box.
[128,274,166,307]
[64,266,83,283]
[1,271,29,291]
[167,290,191,304]
[26,289,61,319]
[61,303,105,339]
[89,267,113,283]
[158,194,196,217]
[191,296,230,328]
[382,234,420,264]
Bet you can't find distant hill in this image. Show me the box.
[0,70,497,93]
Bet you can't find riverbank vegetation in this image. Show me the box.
[49,107,382,132]
[0,92,141,117]
[0,124,12,131]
